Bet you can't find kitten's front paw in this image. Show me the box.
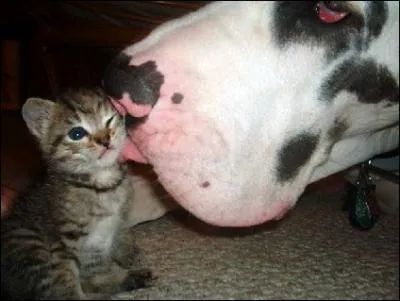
[120,268,155,291]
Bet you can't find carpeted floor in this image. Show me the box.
[116,187,399,300]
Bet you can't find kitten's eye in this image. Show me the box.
[68,127,87,141]
[106,115,116,128]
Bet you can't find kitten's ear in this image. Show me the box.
[22,98,55,139]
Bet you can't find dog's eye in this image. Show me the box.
[316,1,350,24]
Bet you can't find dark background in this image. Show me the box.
[1,0,209,106]
[0,0,208,202]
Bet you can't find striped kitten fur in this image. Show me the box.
[1,88,153,300]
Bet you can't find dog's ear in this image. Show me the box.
[22,98,56,140]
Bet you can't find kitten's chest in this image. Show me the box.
[83,187,128,252]
[84,215,120,253]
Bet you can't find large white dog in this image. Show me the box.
[103,1,399,227]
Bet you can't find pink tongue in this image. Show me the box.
[121,138,149,163]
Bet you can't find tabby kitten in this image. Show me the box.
[1,88,153,300]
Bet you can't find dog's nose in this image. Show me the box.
[102,53,164,111]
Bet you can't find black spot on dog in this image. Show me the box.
[171,93,184,104]
[102,53,164,107]
[366,2,388,40]
[277,132,319,182]
[320,58,398,104]
[201,181,210,188]
[273,2,365,59]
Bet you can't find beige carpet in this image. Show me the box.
[115,187,399,300]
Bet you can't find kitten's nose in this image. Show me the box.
[98,139,110,148]
[94,133,110,148]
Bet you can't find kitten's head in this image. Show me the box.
[22,87,126,174]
